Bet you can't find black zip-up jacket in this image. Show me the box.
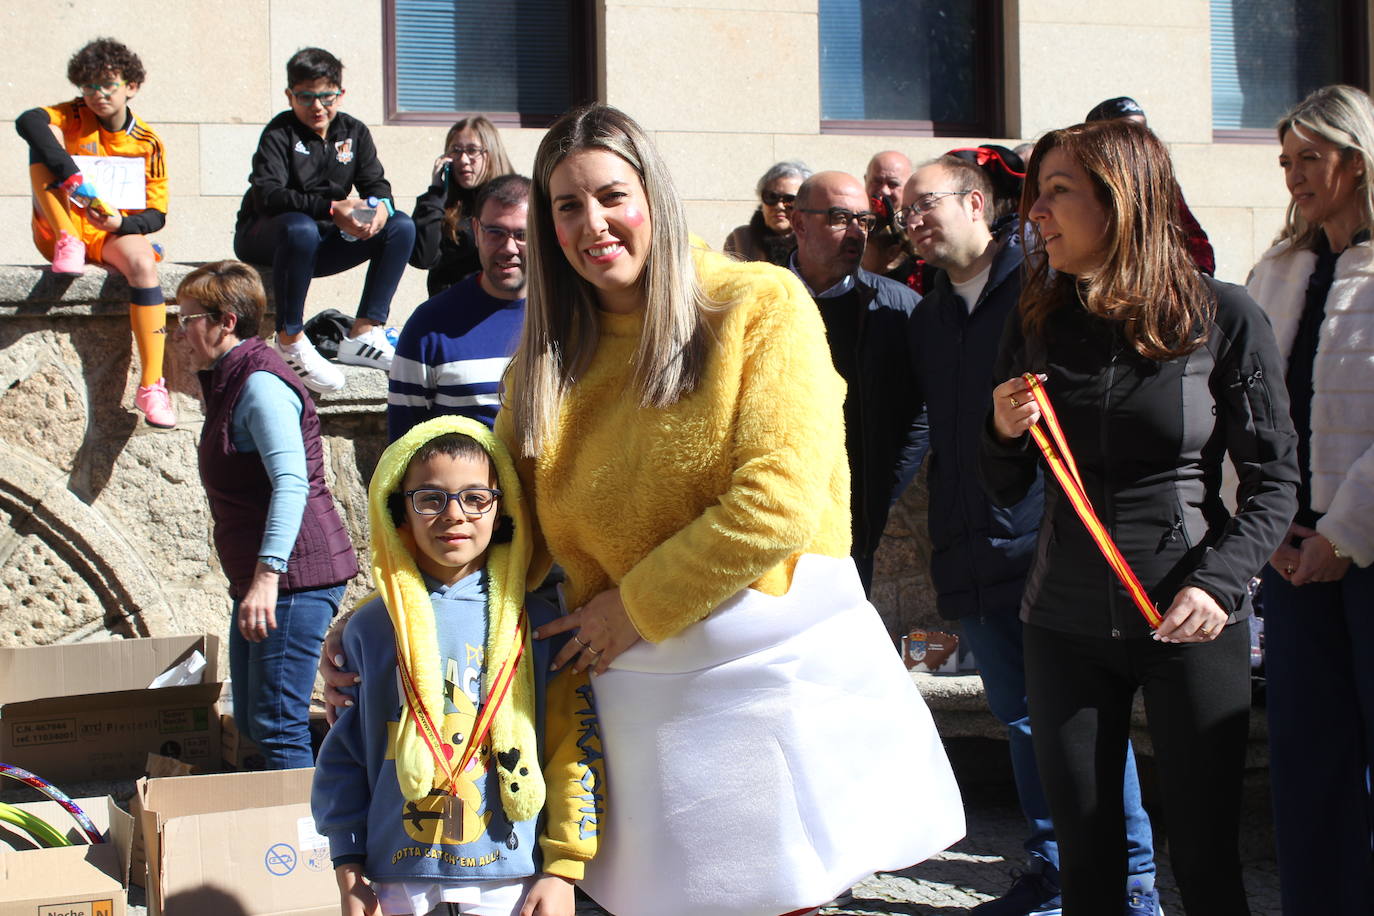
[409,176,478,296]
[804,266,927,561]
[911,236,1042,621]
[978,278,1299,639]
[235,110,393,232]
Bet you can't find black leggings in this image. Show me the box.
[1023,620,1252,915]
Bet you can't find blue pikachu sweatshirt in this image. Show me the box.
[311,569,604,883]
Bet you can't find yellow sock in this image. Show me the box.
[130,300,167,387]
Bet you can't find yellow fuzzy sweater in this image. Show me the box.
[496,249,851,642]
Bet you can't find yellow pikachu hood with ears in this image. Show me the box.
[367,415,544,823]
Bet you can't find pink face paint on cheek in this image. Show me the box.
[622,206,645,228]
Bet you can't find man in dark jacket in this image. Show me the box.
[903,157,1160,915]
[790,170,925,593]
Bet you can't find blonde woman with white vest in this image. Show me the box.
[1245,84,1374,916]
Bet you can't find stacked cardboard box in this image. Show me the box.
[0,635,222,781]
[136,768,335,916]
[0,796,133,916]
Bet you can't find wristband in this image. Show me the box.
[1329,538,1349,560]
[260,556,288,574]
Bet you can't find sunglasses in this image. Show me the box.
[761,191,797,207]
[798,207,878,232]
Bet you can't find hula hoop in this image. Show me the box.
[0,763,103,844]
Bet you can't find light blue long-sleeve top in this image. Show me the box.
[227,364,308,567]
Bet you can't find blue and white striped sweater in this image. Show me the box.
[387,274,525,441]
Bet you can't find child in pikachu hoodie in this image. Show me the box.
[312,416,603,916]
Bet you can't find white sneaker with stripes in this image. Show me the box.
[336,325,395,371]
[275,335,345,394]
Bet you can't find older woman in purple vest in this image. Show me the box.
[177,261,358,769]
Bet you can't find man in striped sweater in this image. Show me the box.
[387,174,529,440]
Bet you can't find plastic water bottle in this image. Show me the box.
[341,196,379,242]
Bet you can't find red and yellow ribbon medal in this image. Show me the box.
[395,611,527,835]
[1021,373,1163,628]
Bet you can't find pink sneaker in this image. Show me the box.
[135,378,176,428]
[51,231,87,275]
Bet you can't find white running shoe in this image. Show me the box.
[336,325,395,371]
[275,336,345,393]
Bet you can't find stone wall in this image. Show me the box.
[0,263,941,662]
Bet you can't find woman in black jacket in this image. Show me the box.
[409,115,514,296]
[980,119,1298,914]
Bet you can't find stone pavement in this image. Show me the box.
[570,738,1284,916]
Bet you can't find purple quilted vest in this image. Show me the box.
[197,338,358,599]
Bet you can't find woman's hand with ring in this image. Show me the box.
[1153,586,1227,643]
[1269,525,1303,584]
[534,587,642,675]
[1287,523,1352,586]
[991,374,1045,443]
[238,562,281,644]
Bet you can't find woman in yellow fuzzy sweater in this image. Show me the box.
[497,105,963,916]
[500,126,849,657]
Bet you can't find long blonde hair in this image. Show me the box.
[442,115,514,243]
[1018,119,1213,361]
[505,105,714,457]
[1275,85,1374,250]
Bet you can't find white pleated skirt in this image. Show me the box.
[579,554,965,916]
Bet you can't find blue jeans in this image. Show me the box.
[960,610,1156,886]
[234,210,416,335]
[228,582,345,769]
[1262,561,1374,916]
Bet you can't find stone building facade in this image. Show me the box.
[0,1,1365,652]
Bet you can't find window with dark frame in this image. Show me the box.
[1211,0,1369,137]
[819,0,1002,137]
[384,0,596,127]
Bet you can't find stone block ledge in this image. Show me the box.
[0,261,382,413]
[1,261,201,315]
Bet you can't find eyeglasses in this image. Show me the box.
[449,145,488,160]
[292,90,343,108]
[798,207,878,232]
[178,310,219,324]
[478,224,527,245]
[900,190,972,225]
[80,80,125,97]
[761,191,797,208]
[405,487,502,516]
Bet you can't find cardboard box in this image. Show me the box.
[0,635,222,782]
[220,706,328,773]
[137,768,335,916]
[220,712,268,772]
[0,795,133,916]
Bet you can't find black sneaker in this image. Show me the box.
[971,869,1063,915]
